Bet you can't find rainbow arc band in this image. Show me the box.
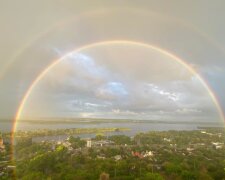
[2,7,225,81]
[13,40,225,137]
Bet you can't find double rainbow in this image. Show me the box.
[13,40,225,135]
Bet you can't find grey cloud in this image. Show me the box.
[0,0,224,123]
[20,48,221,122]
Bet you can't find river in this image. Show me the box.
[1,120,224,142]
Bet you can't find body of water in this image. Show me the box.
[0,121,207,133]
[1,120,224,142]
[1,120,223,133]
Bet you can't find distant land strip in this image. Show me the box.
[1,118,224,125]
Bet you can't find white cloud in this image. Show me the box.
[20,45,221,122]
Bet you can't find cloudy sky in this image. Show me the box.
[0,0,225,123]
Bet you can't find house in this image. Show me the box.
[114,155,122,161]
[132,151,143,158]
[212,142,224,146]
[163,138,171,142]
[187,147,194,152]
[57,141,62,145]
[143,151,154,157]
[212,142,224,150]
[97,155,106,159]
[215,145,222,150]
[93,140,114,147]
[62,142,73,151]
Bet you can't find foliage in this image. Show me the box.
[7,128,225,179]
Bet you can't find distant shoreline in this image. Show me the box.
[1,118,223,125]
[0,118,224,134]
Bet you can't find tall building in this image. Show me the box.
[0,135,5,150]
[87,140,92,148]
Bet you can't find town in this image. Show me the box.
[0,132,15,179]
[0,127,225,179]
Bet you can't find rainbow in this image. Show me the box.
[2,7,225,82]
[13,40,225,135]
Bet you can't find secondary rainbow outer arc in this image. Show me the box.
[2,8,225,81]
[13,40,225,134]
[0,7,160,80]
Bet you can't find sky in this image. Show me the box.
[0,0,225,124]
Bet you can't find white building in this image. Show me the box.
[114,155,122,161]
[163,138,171,142]
[212,142,224,149]
[187,147,194,152]
[87,140,92,148]
[143,151,154,157]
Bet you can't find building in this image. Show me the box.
[187,147,194,152]
[93,140,114,147]
[114,155,122,161]
[143,151,154,157]
[0,138,3,147]
[0,137,5,153]
[212,142,224,150]
[62,142,73,151]
[87,139,92,148]
[132,151,143,158]
[163,138,171,142]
